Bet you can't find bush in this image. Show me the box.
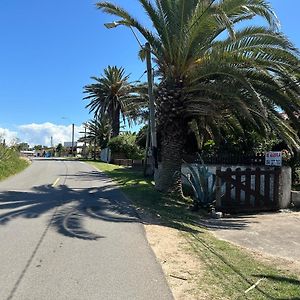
[0,146,29,180]
[108,133,144,160]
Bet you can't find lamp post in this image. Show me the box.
[104,22,158,173]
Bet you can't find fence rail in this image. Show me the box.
[112,159,144,168]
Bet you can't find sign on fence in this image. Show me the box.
[265,151,282,166]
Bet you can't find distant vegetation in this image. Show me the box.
[108,133,144,160]
[0,145,29,181]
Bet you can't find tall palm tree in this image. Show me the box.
[84,66,142,137]
[98,0,300,193]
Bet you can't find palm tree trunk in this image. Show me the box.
[112,108,120,138]
[143,124,151,177]
[155,118,185,194]
[155,83,186,194]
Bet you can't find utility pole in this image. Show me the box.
[50,136,54,158]
[71,123,75,156]
[145,42,158,173]
[84,125,87,159]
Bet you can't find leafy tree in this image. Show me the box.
[56,143,64,157]
[108,133,144,160]
[16,143,29,151]
[84,66,145,137]
[34,145,44,151]
[98,0,300,193]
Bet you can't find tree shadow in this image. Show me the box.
[254,274,300,286]
[86,168,253,231]
[0,183,138,240]
[56,169,203,234]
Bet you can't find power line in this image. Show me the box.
[189,0,217,32]
[137,70,147,82]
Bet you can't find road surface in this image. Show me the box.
[0,159,173,300]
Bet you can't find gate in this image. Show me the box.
[216,167,281,213]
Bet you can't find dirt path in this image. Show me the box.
[144,224,208,300]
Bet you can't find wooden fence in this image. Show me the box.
[112,159,144,168]
[216,167,281,213]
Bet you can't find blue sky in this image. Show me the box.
[0,0,299,145]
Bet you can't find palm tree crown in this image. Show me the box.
[84,66,139,137]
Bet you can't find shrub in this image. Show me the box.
[108,133,144,160]
[0,146,29,180]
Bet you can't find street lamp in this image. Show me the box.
[104,22,158,173]
[104,21,119,29]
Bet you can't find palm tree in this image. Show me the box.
[98,0,300,193]
[84,66,145,138]
[79,118,111,160]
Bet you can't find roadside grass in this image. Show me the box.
[90,161,300,300]
[0,153,29,181]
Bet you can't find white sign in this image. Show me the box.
[265,151,282,166]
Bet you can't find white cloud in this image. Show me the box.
[18,123,84,146]
[0,128,18,145]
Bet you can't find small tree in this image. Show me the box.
[108,133,144,160]
[56,144,64,157]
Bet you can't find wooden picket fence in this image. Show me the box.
[216,167,281,213]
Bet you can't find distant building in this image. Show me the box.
[64,142,77,148]
[20,150,35,157]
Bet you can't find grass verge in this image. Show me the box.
[0,153,30,181]
[90,161,300,300]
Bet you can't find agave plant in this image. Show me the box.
[181,158,216,210]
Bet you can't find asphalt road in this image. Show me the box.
[0,159,173,300]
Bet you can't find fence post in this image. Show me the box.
[235,168,242,206]
[255,167,261,208]
[225,168,232,207]
[216,167,222,209]
[274,167,281,208]
[264,169,270,206]
[245,168,251,207]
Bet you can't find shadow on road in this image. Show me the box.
[0,183,138,240]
